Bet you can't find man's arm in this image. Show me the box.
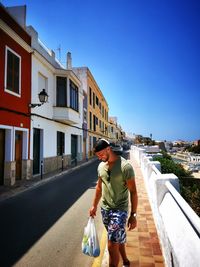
[126,177,138,230]
[89,177,102,217]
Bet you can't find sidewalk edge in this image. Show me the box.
[92,227,107,267]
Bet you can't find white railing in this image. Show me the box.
[130,146,200,267]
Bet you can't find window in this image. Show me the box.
[56,76,67,106]
[93,115,96,131]
[57,131,65,156]
[5,47,21,96]
[105,110,107,121]
[89,112,92,130]
[93,92,95,108]
[70,80,79,111]
[83,109,87,122]
[102,106,104,118]
[89,87,92,105]
[96,96,99,106]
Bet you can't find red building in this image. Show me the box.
[0,4,32,185]
[194,140,200,146]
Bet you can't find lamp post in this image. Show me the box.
[29,89,48,108]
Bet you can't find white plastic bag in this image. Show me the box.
[82,216,100,257]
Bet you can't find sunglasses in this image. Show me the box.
[107,169,111,182]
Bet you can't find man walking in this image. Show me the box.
[89,139,138,267]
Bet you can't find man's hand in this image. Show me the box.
[89,206,97,217]
[127,216,137,230]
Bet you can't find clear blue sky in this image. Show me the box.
[3,0,200,141]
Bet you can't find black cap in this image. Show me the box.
[94,139,110,153]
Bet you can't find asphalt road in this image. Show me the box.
[0,159,104,267]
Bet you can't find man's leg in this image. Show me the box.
[119,243,129,262]
[119,243,130,266]
[108,240,120,267]
[101,209,129,266]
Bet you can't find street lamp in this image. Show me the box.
[29,89,48,108]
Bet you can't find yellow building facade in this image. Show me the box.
[87,69,109,156]
[73,67,109,157]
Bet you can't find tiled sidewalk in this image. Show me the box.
[122,157,165,267]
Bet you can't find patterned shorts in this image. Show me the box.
[101,208,128,244]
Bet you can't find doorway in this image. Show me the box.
[33,128,40,175]
[83,138,86,160]
[15,131,23,180]
[0,129,5,185]
[71,135,77,163]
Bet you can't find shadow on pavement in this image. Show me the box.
[0,159,99,267]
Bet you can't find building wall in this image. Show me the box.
[0,5,31,45]
[72,67,88,159]
[0,5,32,185]
[30,117,82,158]
[29,35,83,176]
[31,53,54,119]
[0,28,31,128]
[87,69,109,155]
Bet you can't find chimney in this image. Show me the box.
[6,5,27,28]
[26,25,38,46]
[66,52,72,69]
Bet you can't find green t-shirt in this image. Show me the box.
[97,156,135,211]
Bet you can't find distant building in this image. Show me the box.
[193,140,200,146]
[108,117,123,143]
[164,141,173,152]
[188,154,200,164]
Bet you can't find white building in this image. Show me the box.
[27,26,83,176]
[188,154,200,164]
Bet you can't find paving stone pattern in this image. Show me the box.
[121,157,165,267]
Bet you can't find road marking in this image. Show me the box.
[92,227,107,267]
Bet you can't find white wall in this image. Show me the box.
[30,37,83,161]
[30,115,82,159]
[31,56,54,118]
[131,146,200,267]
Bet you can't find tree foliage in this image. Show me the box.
[180,182,200,217]
[186,145,200,154]
[153,155,192,179]
[153,153,200,217]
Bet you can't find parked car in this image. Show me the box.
[122,142,130,150]
[110,143,123,155]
